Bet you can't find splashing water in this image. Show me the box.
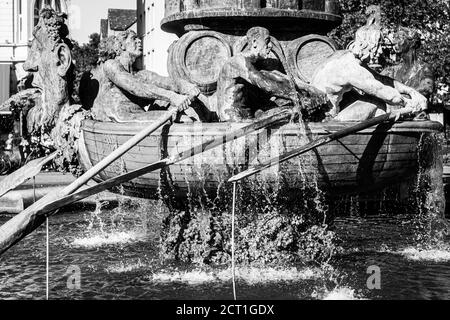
[84,199,107,233]
[72,231,146,248]
[398,246,450,262]
[159,121,341,268]
[409,132,448,246]
[148,266,323,285]
[318,287,365,300]
[71,186,163,249]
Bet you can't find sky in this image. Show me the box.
[68,0,136,44]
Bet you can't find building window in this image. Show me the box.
[18,0,23,42]
[54,0,62,12]
[34,0,42,27]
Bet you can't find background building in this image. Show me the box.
[136,0,176,76]
[100,8,137,40]
[0,0,70,104]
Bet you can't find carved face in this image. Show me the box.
[352,29,383,64]
[124,32,143,59]
[392,29,415,55]
[23,14,72,131]
[251,30,273,60]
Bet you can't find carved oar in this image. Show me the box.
[229,108,413,183]
[32,109,292,215]
[0,152,58,198]
[0,107,183,255]
[0,108,291,255]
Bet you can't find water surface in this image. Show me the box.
[0,207,449,300]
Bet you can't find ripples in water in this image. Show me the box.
[0,209,449,300]
[397,247,450,262]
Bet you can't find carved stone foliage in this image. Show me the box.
[51,104,91,175]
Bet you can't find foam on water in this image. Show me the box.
[105,259,149,273]
[318,287,365,300]
[148,267,323,285]
[399,246,450,262]
[72,231,146,248]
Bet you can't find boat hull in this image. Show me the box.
[79,119,443,199]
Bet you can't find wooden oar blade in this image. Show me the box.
[0,152,58,198]
[39,159,170,214]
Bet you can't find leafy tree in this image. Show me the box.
[328,0,450,105]
[71,33,101,104]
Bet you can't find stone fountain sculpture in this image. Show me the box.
[0,2,445,263]
[0,8,207,173]
[310,12,428,121]
[0,8,74,172]
[163,0,342,97]
[0,3,435,172]
[161,0,428,122]
[383,27,435,100]
[83,30,208,123]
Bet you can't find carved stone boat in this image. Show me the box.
[78,118,443,199]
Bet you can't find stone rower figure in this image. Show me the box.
[383,27,435,100]
[215,27,300,122]
[310,19,428,121]
[82,30,204,123]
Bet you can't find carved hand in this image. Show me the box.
[170,94,192,112]
[408,91,428,113]
[187,85,201,98]
[387,89,405,106]
[177,79,201,98]
[403,94,427,114]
